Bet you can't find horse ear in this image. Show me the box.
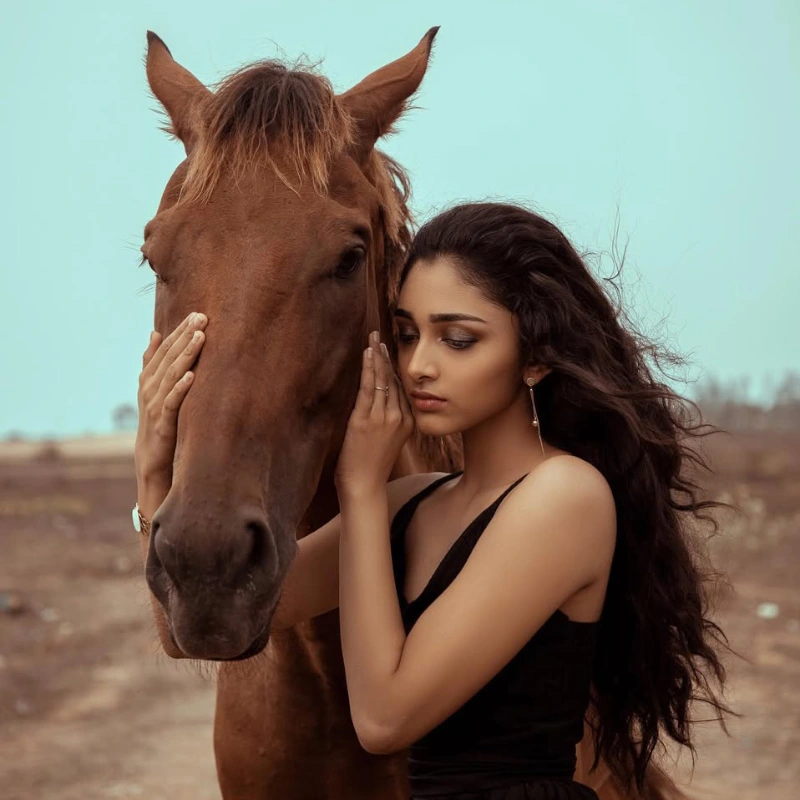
[145,31,212,155]
[339,27,440,166]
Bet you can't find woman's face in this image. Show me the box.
[393,255,524,437]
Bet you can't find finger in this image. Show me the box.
[161,370,195,433]
[173,329,206,382]
[142,331,163,369]
[141,313,192,378]
[370,337,388,416]
[151,313,207,388]
[380,342,401,416]
[352,347,375,418]
[142,313,194,382]
[153,328,205,407]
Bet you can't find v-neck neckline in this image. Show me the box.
[392,471,529,611]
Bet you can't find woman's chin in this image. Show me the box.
[413,417,459,439]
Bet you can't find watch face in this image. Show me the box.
[132,505,141,533]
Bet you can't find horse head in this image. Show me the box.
[142,29,443,660]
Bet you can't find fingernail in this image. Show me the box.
[149,331,155,344]
[380,342,389,357]
[366,347,374,359]
[195,313,206,326]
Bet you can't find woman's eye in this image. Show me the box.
[333,248,365,280]
[446,338,476,350]
[395,331,476,350]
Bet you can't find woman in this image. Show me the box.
[136,202,730,799]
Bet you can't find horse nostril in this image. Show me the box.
[148,515,183,596]
[246,515,268,565]
[239,507,277,578]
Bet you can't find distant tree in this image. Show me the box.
[35,438,62,462]
[774,371,800,404]
[695,369,800,431]
[112,403,138,432]
[771,371,800,430]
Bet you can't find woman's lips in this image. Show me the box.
[411,396,447,411]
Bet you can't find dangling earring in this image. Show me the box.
[526,377,547,459]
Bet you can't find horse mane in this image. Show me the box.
[371,149,463,472]
[159,55,462,471]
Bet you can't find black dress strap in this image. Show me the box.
[391,471,530,630]
[389,471,463,541]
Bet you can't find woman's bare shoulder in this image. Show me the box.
[531,453,611,493]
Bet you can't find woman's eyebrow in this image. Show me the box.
[393,308,487,324]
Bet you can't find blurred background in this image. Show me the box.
[1,1,797,798]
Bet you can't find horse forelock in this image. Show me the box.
[168,58,409,248]
[168,58,351,206]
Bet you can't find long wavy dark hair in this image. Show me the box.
[394,201,734,790]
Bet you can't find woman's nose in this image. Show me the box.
[405,345,437,380]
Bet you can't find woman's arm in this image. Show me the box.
[135,314,209,659]
[270,511,341,631]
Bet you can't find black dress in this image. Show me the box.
[390,471,599,800]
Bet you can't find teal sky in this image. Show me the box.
[2,1,797,438]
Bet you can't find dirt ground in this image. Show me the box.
[1,431,798,799]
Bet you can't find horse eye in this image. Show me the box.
[140,253,165,284]
[333,248,365,280]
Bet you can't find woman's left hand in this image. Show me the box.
[334,330,415,496]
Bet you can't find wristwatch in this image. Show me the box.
[132,503,151,536]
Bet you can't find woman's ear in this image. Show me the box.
[524,365,552,385]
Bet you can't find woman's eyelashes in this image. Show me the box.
[395,329,477,350]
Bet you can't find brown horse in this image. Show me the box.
[140,29,685,800]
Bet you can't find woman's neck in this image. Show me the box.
[456,392,554,495]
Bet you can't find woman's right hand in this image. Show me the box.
[135,311,208,485]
